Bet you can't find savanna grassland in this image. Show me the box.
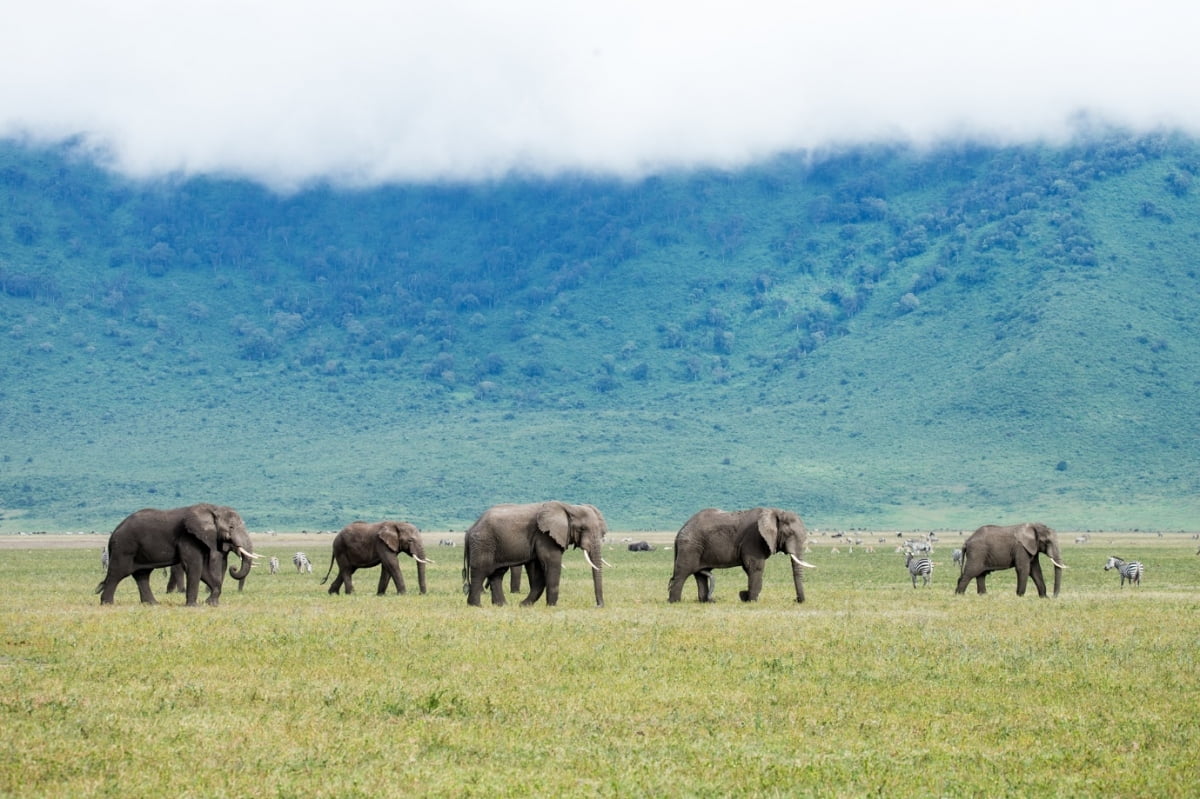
[2,532,1197,797]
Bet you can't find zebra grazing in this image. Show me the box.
[100,546,109,571]
[1104,556,1144,587]
[906,553,933,587]
[268,556,280,574]
[293,552,313,573]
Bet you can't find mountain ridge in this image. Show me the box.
[1,132,1198,531]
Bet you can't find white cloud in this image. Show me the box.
[3,0,1198,187]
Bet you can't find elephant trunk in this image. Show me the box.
[228,549,253,581]
[1050,544,1063,598]
[586,546,604,608]
[789,554,806,604]
[412,544,429,595]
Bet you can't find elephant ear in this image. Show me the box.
[1016,524,1039,557]
[379,523,401,553]
[537,503,571,549]
[757,508,780,553]
[184,505,221,551]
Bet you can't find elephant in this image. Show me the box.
[954,522,1067,597]
[628,541,653,551]
[462,501,609,607]
[96,504,258,606]
[321,520,432,595]
[667,507,815,603]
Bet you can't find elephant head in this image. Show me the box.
[379,520,432,594]
[537,501,609,606]
[184,504,257,581]
[1017,522,1065,597]
[755,508,812,603]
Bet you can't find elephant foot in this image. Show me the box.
[738,590,754,602]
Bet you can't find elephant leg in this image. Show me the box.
[487,568,508,606]
[1015,565,1029,596]
[467,572,487,606]
[342,568,356,595]
[391,560,407,595]
[696,570,715,602]
[509,566,522,593]
[204,552,224,606]
[954,570,970,594]
[377,568,391,595]
[1029,559,1048,598]
[975,575,987,594]
[739,564,764,602]
[328,572,344,594]
[520,561,547,606]
[667,566,691,603]
[542,558,563,607]
[184,569,202,606]
[132,569,158,604]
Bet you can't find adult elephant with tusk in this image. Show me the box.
[321,520,432,595]
[668,507,815,603]
[96,504,258,606]
[462,501,609,607]
[954,522,1067,597]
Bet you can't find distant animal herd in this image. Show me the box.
[94,502,1188,607]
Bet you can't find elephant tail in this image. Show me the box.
[319,551,335,585]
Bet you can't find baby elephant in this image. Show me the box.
[321,520,433,595]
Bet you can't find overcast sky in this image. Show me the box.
[3,1,1198,188]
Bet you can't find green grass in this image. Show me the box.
[2,533,1197,797]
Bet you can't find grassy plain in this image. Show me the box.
[1,532,1197,797]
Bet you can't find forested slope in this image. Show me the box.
[1,130,1197,531]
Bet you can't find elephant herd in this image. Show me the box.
[96,502,1069,607]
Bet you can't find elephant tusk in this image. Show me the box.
[1050,558,1068,569]
[413,555,434,564]
[601,558,614,568]
[789,554,817,568]
[583,550,602,571]
[237,547,262,560]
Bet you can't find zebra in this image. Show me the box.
[100,545,109,571]
[268,556,280,574]
[293,552,312,573]
[905,552,933,587]
[951,548,963,568]
[438,538,456,547]
[1104,556,1143,587]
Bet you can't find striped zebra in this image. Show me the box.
[293,552,313,573]
[268,556,280,574]
[905,552,933,587]
[100,546,109,571]
[1104,556,1143,587]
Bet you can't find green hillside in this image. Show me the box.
[1,131,1198,531]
